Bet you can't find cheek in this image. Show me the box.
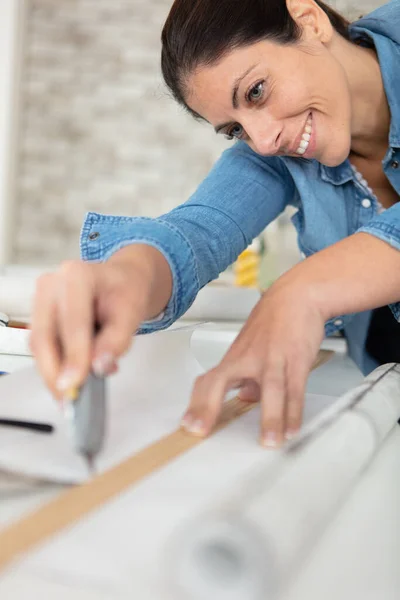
[270,79,311,118]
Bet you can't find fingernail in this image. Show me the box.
[262,431,278,448]
[92,352,115,377]
[181,415,206,436]
[56,368,80,393]
[285,429,298,441]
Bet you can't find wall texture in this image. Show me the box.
[12,0,386,264]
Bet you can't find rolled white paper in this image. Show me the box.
[0,275,37,320]
[171,364,400,600]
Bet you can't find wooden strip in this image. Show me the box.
[0,350,333,572]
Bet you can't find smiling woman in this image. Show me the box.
[29,0,400,449]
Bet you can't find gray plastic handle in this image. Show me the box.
[70,373,106,459]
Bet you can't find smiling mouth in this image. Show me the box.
[294,113,313,156]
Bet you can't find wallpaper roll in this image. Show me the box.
[0,327,31,356]
[171,364,400,600]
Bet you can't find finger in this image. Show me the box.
[30,274,61,396]
[237,380,260,403]
[181,366,235,437]
[284,358,309,440]
[55,261,94,394]
[260,358,286,449]
[91,294,144,376]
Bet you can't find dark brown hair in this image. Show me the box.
[161,0,350,115]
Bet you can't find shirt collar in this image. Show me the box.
[349,21,400,148]
[319,160,354,186]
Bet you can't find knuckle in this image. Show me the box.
[59,259,88,280]
[60,259,79,272]
[35,273,54,296]
[191,371,221,406]
[194,367,223,389]
[220,353,260,379]
[262,357,285,383]
[262,372,285,391]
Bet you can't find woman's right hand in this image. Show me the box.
[30,244,172,399]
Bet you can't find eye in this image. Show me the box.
[247,81,264,103]
[225,123,244,140]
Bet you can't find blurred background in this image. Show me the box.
[0,0,387,276]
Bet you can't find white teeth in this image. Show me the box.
[295,115,313,156]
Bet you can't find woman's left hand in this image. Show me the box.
[181,278,326,448]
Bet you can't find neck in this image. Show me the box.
[334,35,391,160]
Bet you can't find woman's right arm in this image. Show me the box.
[30,144,293,397]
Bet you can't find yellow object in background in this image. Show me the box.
[234,240,261,289]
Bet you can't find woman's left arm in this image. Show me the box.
[181,232,400,447]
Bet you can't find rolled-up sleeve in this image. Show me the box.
[80,143,294,332]
[357,202,400,320]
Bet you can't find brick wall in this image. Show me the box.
[12,0,386,264]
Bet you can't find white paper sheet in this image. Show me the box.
[0,327,204,485]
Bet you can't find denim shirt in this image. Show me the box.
[81,0,400,376]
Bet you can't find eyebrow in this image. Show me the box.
[214,63,258,134]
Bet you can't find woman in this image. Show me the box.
[31,0,400,447]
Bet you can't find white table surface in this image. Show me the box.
[0,325,399,600]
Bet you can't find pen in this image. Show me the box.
[0,419,54,433]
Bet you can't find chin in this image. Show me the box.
[319,137,351,167]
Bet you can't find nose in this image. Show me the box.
[243,115,282,156]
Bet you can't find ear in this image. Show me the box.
[286,0,333,44]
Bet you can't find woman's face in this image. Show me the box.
[186,36,353,167]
